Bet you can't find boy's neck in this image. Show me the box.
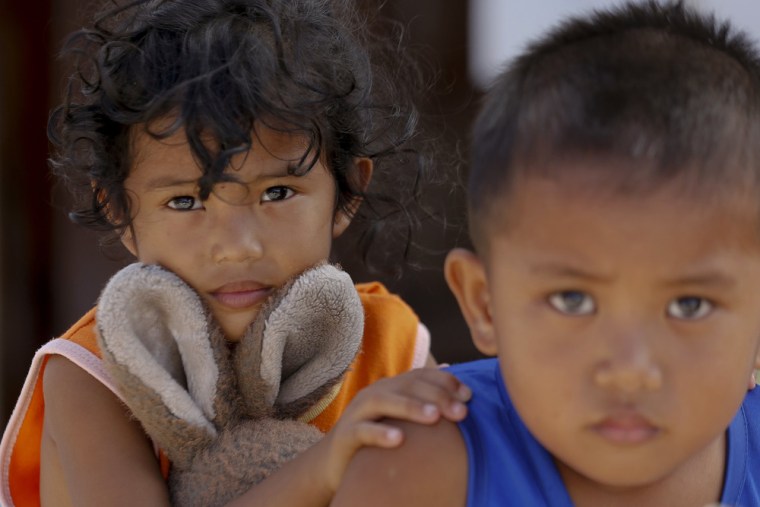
[557,432,726,507]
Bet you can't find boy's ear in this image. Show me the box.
[332,157,374,238]
[444,248,497,356]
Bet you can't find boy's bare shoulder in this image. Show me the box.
[332,417,468,507]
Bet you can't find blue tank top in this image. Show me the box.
[447,358,760,506]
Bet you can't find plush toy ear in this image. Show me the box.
[234,263,364,419]
[96,263,238,464]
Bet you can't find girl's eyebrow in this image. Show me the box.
[142,163,307,190]
[245,163,312,182]
[254,166,301,179]
[142,176,199,190]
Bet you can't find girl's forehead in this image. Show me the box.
[125,130,324,203]
[128,123,314,173]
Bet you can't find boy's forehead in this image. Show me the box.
[477,175,760,282]
[481,160,760,248]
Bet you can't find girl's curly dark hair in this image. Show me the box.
[49,0,433,272]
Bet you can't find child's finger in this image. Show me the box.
[379,369,471,420]
[348,389,466,424]
[348,421,405,449]
[399,368,472,402]
[346,389,438,423]
[414,368,472,401]
[386,377,469,422]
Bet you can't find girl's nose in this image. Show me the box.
[210,205,264,264]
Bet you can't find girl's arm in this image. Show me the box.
[226,367,470,506]
[41,355,170,507]
[42,358,468,507]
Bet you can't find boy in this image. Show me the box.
[331,1,760,505]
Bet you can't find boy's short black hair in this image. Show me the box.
[49,0,431,269]
[468,0,760,251]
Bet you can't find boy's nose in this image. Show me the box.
[210,205,264,264]
[593,330,663,394]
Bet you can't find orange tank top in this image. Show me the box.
[0,282,429,507]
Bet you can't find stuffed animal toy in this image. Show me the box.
[95,262,364,507]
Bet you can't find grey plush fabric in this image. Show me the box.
[96,262,364,507]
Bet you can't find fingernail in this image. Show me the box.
[422,404,439,418]
[450,402,467,418]
[386,428,402,442]
[458,384,472,400]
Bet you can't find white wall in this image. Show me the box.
[692,0,760,42]
[468,0,760,89]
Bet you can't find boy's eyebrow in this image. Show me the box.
[529,262,738,288]
[659,272,737,289]
[528,263,612,282]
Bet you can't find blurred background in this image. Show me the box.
[0,0,758,426]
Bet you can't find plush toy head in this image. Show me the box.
[95,262,364,507]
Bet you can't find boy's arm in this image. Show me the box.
[331,418,469,507]
[42,355,171,507]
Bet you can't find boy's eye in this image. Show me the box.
[167,196,203,211]
[547,291,595,316]
[261,186,295,202]
[667,297,713,320]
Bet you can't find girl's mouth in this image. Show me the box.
[210,282,272,309]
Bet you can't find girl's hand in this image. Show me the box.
[317,368,471,494]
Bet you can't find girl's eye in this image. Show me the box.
[667,297,713,320]
[547,291,596,316]
[167,196,203,211]
[261,186,295,202]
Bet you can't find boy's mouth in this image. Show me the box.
[591,411,660,445]
[210,281,272,309]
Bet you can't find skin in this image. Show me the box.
[332,169,760,507]
[40,125,468,506]
[120,125,357,340]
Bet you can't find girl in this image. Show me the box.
[0,0,469,505]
